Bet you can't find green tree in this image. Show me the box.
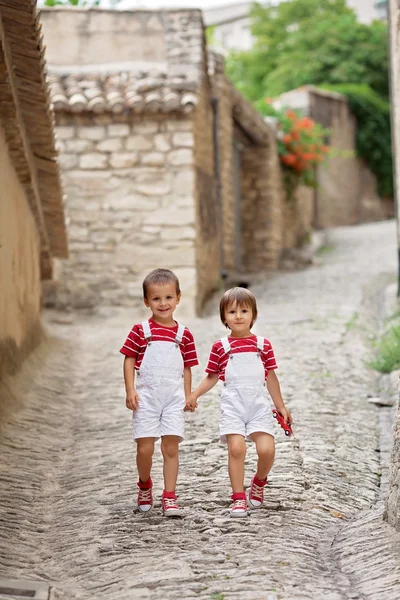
[227,0,389,102]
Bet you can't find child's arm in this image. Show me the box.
[123,356,140,410]
[185,374,219,412]
[184,367,192,400]
[267,370,292,424]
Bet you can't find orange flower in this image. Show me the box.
[286,110,297,121]
[296,117,314,129]
[321,145,330,153]
[283,133,292,145]
[281,154,297,166]
[292,130,300,141]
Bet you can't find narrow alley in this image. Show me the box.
[1,220,400,600]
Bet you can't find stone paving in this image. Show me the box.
[1,221,400,600]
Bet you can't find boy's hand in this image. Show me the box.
[126,389,139,411]
[184,393,198,412]
[280,406,292,425]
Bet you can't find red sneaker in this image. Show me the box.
[248,474,268,508]
[137,477,153,513]
[230,492,248,518]
[162,491,182,517]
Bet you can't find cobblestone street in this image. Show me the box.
[1,220,400,600]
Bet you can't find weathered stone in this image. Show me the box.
[143,207,195,226]
[96,138,124,152]
[65,139,93,153]
[140,152,165,166]
[133,121,159,134]
[107,124,130,137]
[79,153,108,170]
[110,153,138,169]
[78,126,106,141]
[125,135,154,151]
[154,134,171,152]
[168,148,193,166]
[56,126,75,139]
[172,132,194,147]
[133,181,171,196]
[59,154,78,170]
[167,119,193,132]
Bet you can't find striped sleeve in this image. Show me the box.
[120,324,142,359]
[263,339,277,371]
[183,328,199,368]
[205,341,221,374]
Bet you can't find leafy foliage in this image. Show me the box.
[227,0,389,100]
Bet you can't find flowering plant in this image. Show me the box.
[263,99,332,196]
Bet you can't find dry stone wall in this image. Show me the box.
[55,114,198,314]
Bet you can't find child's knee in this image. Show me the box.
[256,435,275,459]
[161,437,179,459]
[137,438,155,458]
[228,439,246,460]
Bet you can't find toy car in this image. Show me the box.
[272,409,293,437]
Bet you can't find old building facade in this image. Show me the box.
[0,0,67,382]
[40,8,308,316]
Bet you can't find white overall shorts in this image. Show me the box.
[219,336,275,443]
[133,320,186,442]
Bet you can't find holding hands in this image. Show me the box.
[184,392,198,412]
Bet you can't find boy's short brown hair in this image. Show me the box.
[219,287,258,327]
[142,268,181,299]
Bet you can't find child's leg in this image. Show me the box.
[161,435,180,492]
[226,434,247,493]
[251,432,275,480]
[136,437,155,482]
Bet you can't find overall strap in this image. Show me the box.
[142,320,152,340]
[256,336,264,353]
[220,337,231,354]
[175,323,185,345]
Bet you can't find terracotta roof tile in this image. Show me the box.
[48,69,199,115]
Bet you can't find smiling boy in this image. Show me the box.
[120,268,198,516]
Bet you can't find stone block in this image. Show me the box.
[107,124,130,137]
[154,134,171,152]
[79,153,108,169]
[126,135,154,151]
[111,195,159,211]
[133,181,172,196]
[56,126,75,139]
[78,126,106,141]
[168,149,193,166]
[110,153,139,169]
[65,139,93,153]
[59,154,78,170]
[167,119,192,132]
[143,207,194,226]
[141,152,165,166]
[97,138,124,152]
[172,169,194,195]
[133,121,159,134]
[160,226,195,240]
[172,132,194,147]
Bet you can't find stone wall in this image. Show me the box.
[0,121,42,380]
[310,90,387,228]
[39,9,166,66]
[240,134,285,272]
[282,184,314,250]
[192,70,221,313]
[55,113,199,315]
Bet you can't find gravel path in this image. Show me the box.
[1,220,400,600]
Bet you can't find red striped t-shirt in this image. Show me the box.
[120,318,199,369]
[205,336,277,382]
